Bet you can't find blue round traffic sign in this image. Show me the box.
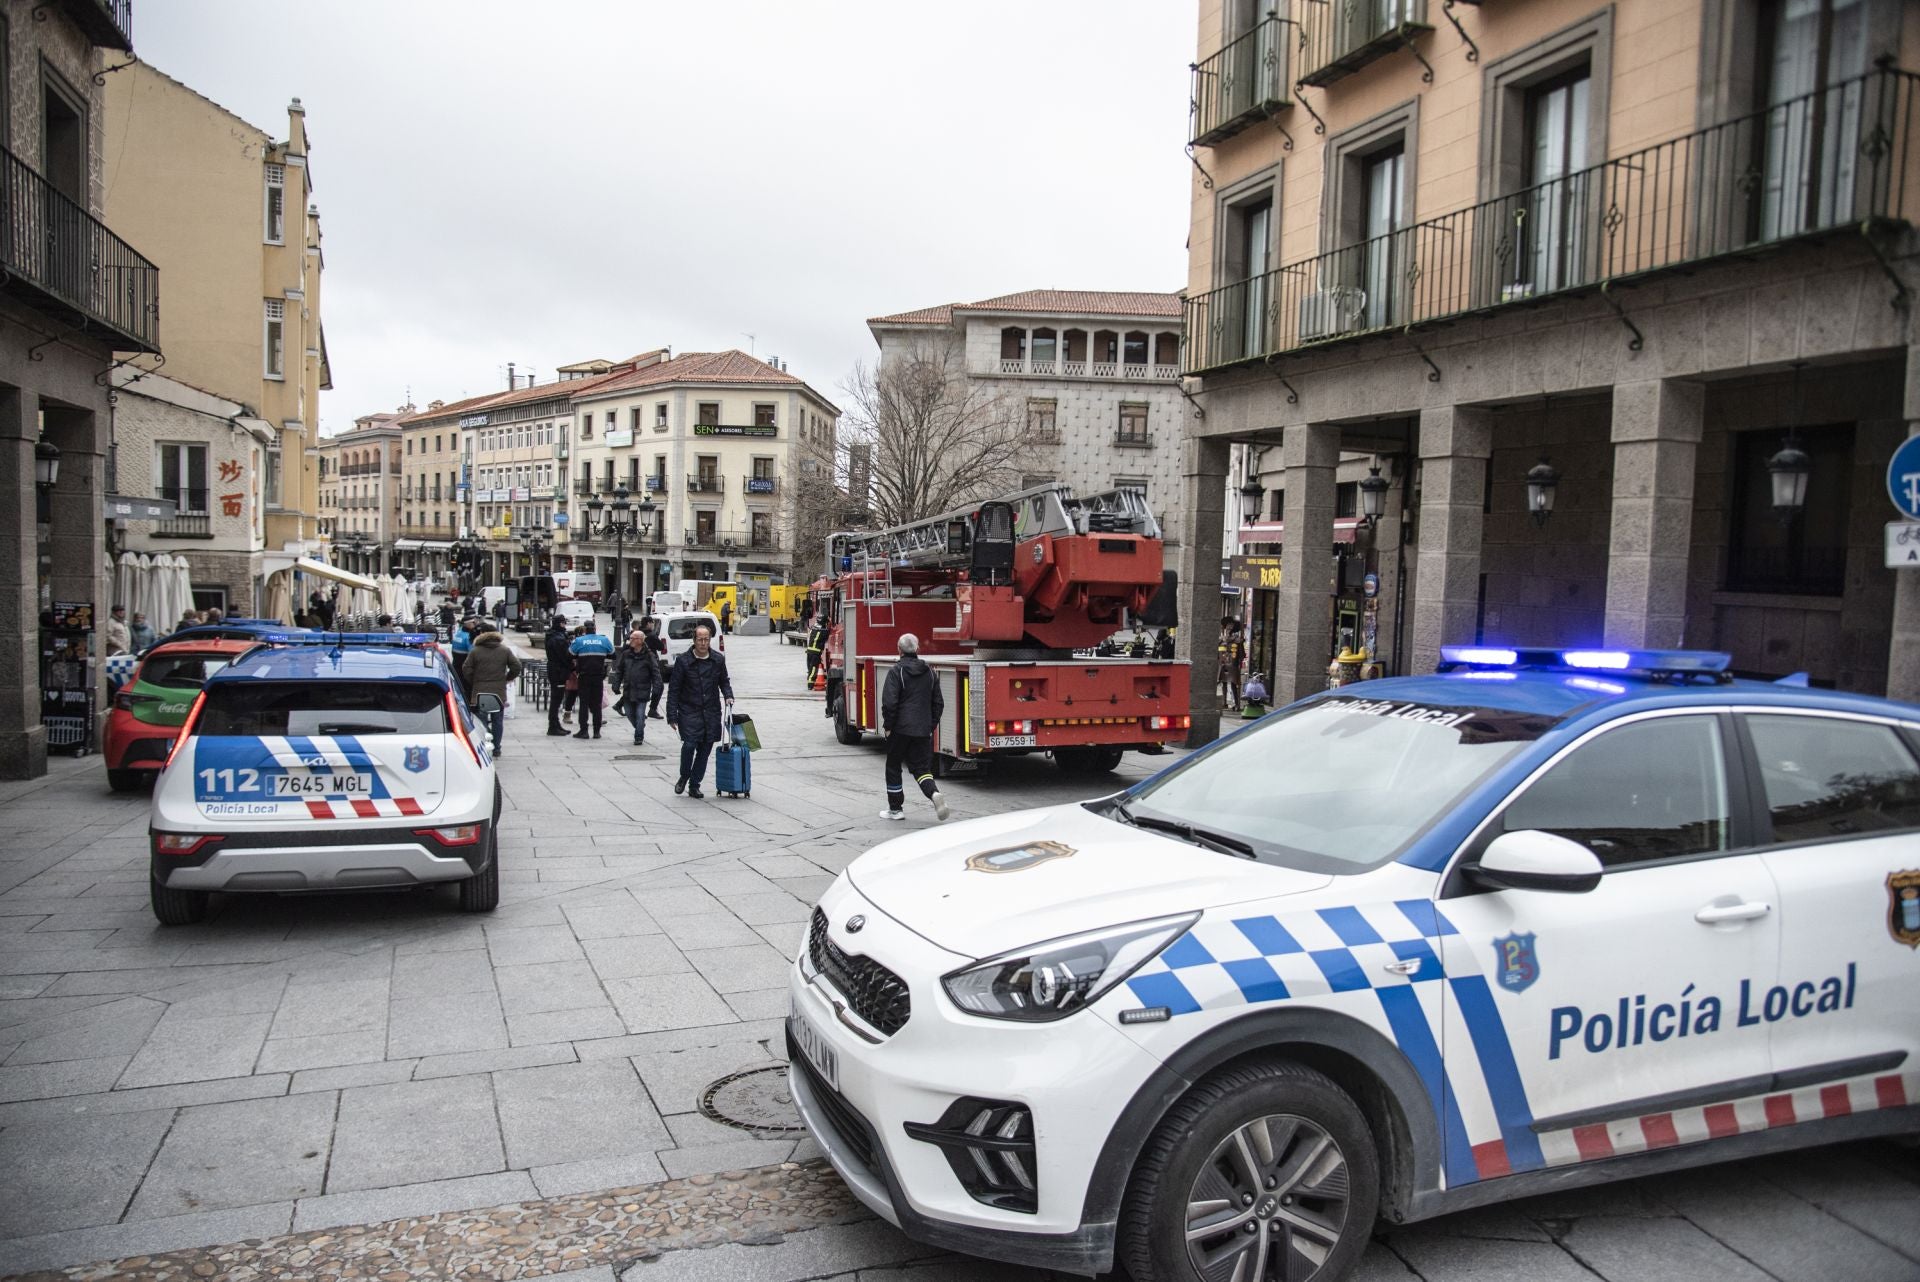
[1891,435,1920,521]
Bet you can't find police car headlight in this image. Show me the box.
[941,913,1199,1022]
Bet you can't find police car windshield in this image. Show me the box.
[200,682,449,737]
[1126,695,1558,874]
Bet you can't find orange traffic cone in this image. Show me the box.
[810,667,826,693]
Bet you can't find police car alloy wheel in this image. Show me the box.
[1120,1060,1378,1282]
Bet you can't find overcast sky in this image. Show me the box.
[137,1,1194,433]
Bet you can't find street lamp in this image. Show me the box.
[1359,461,1391,528]
[1767,361,1812,523]
[587,484,657,608]
[1525,459,1560,527]
[33,440,60,490]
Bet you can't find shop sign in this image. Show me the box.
[693,424,777,438]
[1228,555,1283,592]
[604,428,633,448]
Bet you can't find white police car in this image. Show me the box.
[786,646,1920,1281]
[147,632,501,924]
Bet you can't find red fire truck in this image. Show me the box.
[819,483,1190,775]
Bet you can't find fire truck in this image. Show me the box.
[820,483,1190,775]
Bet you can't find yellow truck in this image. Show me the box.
[768,584,810,630]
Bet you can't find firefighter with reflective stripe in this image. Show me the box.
[879,633,950,823]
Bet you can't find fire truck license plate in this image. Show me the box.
[987,734,1037,748]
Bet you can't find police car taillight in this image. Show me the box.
[164,692,207,768]
[446,691,484,765]
[154,832,219,856]
[414,824,483,847]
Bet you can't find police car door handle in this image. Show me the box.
[1694,900,1771,925]
[1383,958,1422,976]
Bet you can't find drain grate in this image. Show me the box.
[612,752,665,761]
[699,1065,807,1136]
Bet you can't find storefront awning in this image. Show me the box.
[1235,517,1362,547]
[292,557,380,591]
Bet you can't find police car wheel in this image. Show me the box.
[1120,1060,1377,1282]
[150,875,210,926]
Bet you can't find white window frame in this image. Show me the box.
[263,163,286,244]
[263,299,285,379]
[154,441,209,514]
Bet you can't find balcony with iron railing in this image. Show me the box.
[0,146,157,351]
[683,529,780,553]
[1191,10,1289,147]
[58,0,133,52]
[687,474,724,493]
[153,487,208,538]
[1296,0,1431,90]
[1184,66,1920,375]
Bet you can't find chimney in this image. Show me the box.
[429,399,445,410]
[507,362,516,390]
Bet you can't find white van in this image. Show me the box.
[659,611,723,661]
[553,570,601,602]
[649,590,684,617]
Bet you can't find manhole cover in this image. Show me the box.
[699,1065,806,1136]
[612,753,665,761]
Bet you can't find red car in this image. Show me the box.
[105,639,257,792]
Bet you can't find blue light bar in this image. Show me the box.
[1565,676,1628,695]
[1455,669,1518,680]
[1441,646,1518,666]
[256,631,438,647]
[1563,650,1631,670]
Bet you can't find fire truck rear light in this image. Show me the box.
[154,833,219,856]
[1145,714,1191,732]
[415,824,484,847]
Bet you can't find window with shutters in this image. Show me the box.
[264,163,286,243]
[263,300,285,378]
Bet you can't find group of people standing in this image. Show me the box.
[538,614,735,797]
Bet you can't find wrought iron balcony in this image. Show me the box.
[687,473,724,493]
[1191,11,1289,147]
[0,145,157,350]
[1297,0,1430,89]
[58,0,133,52]
[1184,66,1920,375]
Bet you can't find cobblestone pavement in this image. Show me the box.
[0,628,1916,1280]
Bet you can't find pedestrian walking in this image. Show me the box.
[460,628,523,756]
[104,604,130,657]
[879,633,950,822]
[642,617,668,719]
[129,611,156,652]
[666,623,733,798]
[544,616,575,736]
[719,599,734,634]
[438,600,456,634]
[493,596,509,628]
[569,621,615,739]
[611,627,664,745]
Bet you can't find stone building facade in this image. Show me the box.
[0,0,154,777]
[868,291,1187,569]
[327,413,402,578]
[1178,0,1920,741]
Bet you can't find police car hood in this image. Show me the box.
[847,803,1330,958]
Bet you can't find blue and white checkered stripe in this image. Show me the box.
[1126,900,1542,1188]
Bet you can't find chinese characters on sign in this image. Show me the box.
[219,458,245,520]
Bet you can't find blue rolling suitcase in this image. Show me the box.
[714,743,751,798]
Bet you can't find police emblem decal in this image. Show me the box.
[964,840,1077,874]
[1888,870,1920,949]
[403,746,430,773]
[1493,931,1539,993]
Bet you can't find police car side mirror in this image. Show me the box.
[1468,830,1603,894]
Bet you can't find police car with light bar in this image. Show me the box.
[786,646,1920,1282]
[147,632,501,924]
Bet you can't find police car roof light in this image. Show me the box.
[1438,644,1733,682]
[256,631,438,647]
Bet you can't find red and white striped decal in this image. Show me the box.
[299,797,424,820]
[1534,1070,1916,1168]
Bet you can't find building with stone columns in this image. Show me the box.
[867,291,1187,571]
[0,0,156,777]
[1177,0,1920,742]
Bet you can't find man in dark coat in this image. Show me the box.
[880,632,950,822]
[642,617,668,719]
[666,623,733,799]
[611,627,664,746]
[459,630,524,756]
[544,617,575,737]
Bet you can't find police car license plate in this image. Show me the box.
[273,772,373,796]
[790,997,838,1090]
[987,734,1037,748]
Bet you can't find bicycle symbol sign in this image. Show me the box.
[1890,436,1920,521]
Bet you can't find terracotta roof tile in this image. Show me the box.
[869,289,1181,327]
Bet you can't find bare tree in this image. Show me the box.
[786,422,854,582]
[842,335,1026,528]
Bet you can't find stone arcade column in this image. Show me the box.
[1410,406,1492,674]
[0,388,43,778]
[1177,436,1230,745]
[1603,379,1704,649]
[1274,423,1339,703]
[1890,347,1920,702]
